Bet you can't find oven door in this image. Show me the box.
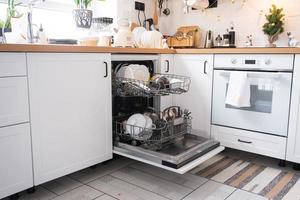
[212,70,292,136]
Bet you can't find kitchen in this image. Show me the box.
[1,0,300,200]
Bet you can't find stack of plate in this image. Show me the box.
[116,64,150,81]
[125,114,155,141]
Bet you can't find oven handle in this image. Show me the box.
[219,71,282,80]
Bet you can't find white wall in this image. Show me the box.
[116,0,154,25]
[158,0,300,47]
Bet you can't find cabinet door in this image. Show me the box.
[0,123,33,199]
[0,53,27,77]
[159,54,174,111]
[287,55,300,163]
[173,54,214,138]
[27,53,112,185]
[0,77,30,127]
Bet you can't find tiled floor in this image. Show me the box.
[3,149,298,200]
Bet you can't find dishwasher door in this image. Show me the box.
[113,135,224,174]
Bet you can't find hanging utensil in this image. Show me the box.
[153,0,158,26]
[163,0,170,16]
[158,0,164,16]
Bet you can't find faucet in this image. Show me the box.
[27,0,45,43]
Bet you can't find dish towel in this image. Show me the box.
[225,71,251,107]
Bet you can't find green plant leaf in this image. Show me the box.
[262,4,285,37]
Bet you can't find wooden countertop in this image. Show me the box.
[0,44,175,54]
[0,44,300,54]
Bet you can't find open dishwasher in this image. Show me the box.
[112,54,224,174]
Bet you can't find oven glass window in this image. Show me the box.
[225,84,273,113]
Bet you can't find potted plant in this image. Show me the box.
[0,0,22,37]
[262,4,285,47]
[73,0,94,28]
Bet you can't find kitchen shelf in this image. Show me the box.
[113,74,191,97]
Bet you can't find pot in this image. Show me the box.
[0,28,12,37]
[73,9,93,29]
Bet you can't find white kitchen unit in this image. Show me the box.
[0,77,30,127]
[27,53,113,185]
[0,53,27,77]
[0,53,33,199]
[212,54,293,159]
[0,124,33,199]
[173,54,214,138]
[211,125,287,159]
[159,54,174,110]
[287,54,300,164]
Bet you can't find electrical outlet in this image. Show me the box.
[135,1,145,11]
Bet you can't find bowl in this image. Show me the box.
[78,37,99,46]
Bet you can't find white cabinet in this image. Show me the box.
[0,77,30,127]
[173,54,214,138]
[27,53,113,185]
[287,55,300,163]
[0,53,32,199]
[159,54,174,110]
[0,123,33,199]
[212,125,287,159]
[0,53,27,77]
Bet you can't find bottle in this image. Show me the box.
[38,24,47,44]
[229,22,235,47]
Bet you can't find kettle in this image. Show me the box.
[113,18,134,47]
[204,30,214,48]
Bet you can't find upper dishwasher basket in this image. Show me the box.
[113,73,191,97]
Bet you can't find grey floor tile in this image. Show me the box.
[69,157,133,183]
[42,176,83,195]
[94,194,118,200]
[111,166,193,200]
[51,185,103,200]
[12,186,57,200]
[130,162,208,189]
[227,189,268,200]
[183,181,236,200]
[88,175,168,200]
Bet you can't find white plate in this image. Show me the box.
[126,64,150,81]
[126,114,146,136]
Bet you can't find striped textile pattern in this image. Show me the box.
[193,156,300,200]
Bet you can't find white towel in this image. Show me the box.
[225,71,251,108]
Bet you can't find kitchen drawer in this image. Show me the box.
[0,77,29,127]
[211,125,287,159]
[0,123,33,199]
[0,53,27,77]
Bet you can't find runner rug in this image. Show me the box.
[191,155,300,200]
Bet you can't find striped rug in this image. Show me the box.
[191,155,300,200]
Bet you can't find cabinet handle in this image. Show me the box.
[204,60,208,74]
[104,62,108,78]
[238,139,253,144]
[165,60,170,73]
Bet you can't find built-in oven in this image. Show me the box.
[111,54,224,174]
[212,54,294,137]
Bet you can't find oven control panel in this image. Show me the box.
[215,54,294,71]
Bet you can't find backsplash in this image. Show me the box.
[158,0,300,47]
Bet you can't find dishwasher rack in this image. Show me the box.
[113,73,191,97]
[114,116,192,151]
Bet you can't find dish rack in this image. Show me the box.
[114,116,192,151]
[113,73,191,97]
